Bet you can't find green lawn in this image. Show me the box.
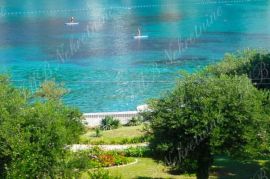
[80,125,146,144]
[211,156,269,178]
[109,158,195,179]
[107,157,269,179]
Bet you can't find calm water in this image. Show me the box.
[0,0,269,112]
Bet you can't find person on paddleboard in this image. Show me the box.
[137,28,141,36]
[70,17,75,23]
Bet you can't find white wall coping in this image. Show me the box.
[84,111,138,116]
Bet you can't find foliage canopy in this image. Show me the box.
[0,76,84,178]
[147,50,270,179]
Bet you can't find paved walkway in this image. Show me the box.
[70,143,148,152]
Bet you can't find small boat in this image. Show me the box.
[134,35,148,39]
[65,22,79,26]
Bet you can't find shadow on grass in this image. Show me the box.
[211,156,270,179]
[135,177,168,179]
[133,156,269,179]
[259,160,270,178]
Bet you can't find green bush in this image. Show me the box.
[101,116,121,130]
[205,49,270,89]
[87,169,121,179]
[95,128,102,137]
[83,135,150,145]
[65,151,101,171]
[105,151,132,166]
[124,147,152,157]
[126,116,143,126]
[0,77,84,178]
[119,136,150,144]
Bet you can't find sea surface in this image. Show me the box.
[0,0,269,112]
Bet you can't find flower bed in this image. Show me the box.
[66,147,133,171]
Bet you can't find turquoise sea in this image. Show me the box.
[0,0,269,112]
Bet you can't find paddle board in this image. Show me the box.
[65,22,79,26]
[134,35,148,39]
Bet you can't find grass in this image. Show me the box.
[211,156,270,178]
[109,158,195,179]
[80,125,147,145]
[106,156,269,179]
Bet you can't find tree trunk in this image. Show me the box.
[196,138,212,179]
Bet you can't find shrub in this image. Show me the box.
[205,49,270,89]
[106,151,132,166]
[124,147,153,157]
[120,135,151,144]
[126,116,143,126]
[0,77,84,178]
[87,169,121,179]
[99,154,115,167]
[65,151,101,171]
[142,122,152,135]
[101,116,121,130]
[83,135,150,145]
[95,128,102,137]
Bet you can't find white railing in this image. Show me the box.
[83,111,138,127]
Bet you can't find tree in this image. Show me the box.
[205,49,270,159]
[35,80,68,100]
[0,77,84,178]
[205,49,270,89]
[147,74,268,179]
[0,75,27,178]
